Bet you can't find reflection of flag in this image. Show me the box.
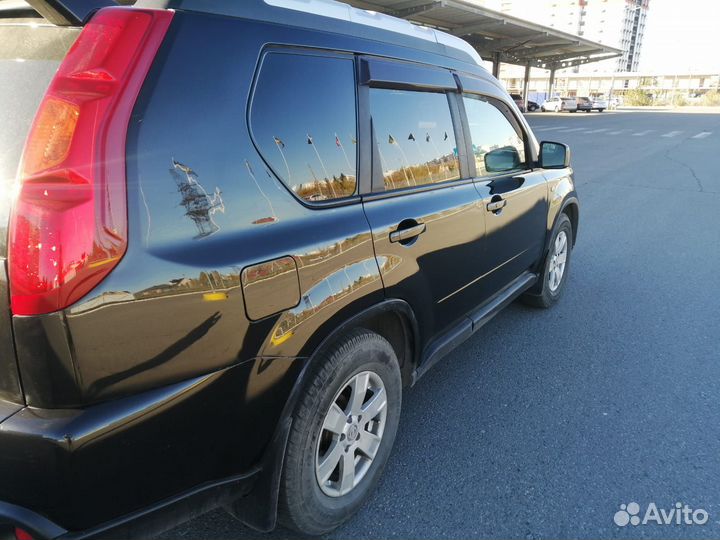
[307,134,313,144]
[426,133,431,142]
[388,134,396,144]
[444,131,449,141]
[408,133,415,141]
[350,136,357,144]
[335,134,342,147]
[273,136,285,148]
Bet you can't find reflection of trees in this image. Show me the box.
[135,270,241,300]
[295,173,356,202]
[382,153,459,189]
[271,131,358,202]
[242,257,295,285]
[271,258,386,344]
[295,232,369,268]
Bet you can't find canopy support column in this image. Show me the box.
[492,52,500,78]
[522,62,531,111]
[548,66,556,99]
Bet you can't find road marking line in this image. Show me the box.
[557,127,587,132]
[532,126,567,131]
[661,131,682,138]
[607,130,625,135]
[632,130,653,136]
[691,132,712,139]
[585,128,608,133]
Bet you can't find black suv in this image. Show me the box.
[0,0,579,538]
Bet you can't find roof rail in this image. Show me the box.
[136,0,483,66]
[264,0,483,65]
[24,0,116,25]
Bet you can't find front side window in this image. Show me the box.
[370,89,460,191]
[463,95,526,177]
[251,52,357,202]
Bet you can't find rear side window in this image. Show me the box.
[250,52,357,202]
[462,95,526,177]
[370,89,460,191]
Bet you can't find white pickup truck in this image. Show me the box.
[591,97,608,112]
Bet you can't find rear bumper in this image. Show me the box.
[0,501,66,540]
[0,358,300,538]
[0,472,259,540]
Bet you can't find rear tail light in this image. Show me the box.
[8,7,173,316]
[14,528,33,540]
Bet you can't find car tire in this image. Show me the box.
[598,108,604,112]
[522,213,573,309]
[541,106,546,112]
[278,329,402,535]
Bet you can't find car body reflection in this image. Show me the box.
[267,255,400,350]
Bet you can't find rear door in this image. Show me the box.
[0,4,81,404]
[458,89,548,297]
[359,58,487,344]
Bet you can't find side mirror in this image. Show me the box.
[539,141,570,169]
[484,146,521,173]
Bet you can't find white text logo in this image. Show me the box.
[614,502,709,527]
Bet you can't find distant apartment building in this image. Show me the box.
[473,0,650,73]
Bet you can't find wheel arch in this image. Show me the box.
[561,198,579,247]
[547,195,579,252]
[306,299,419,388]
[226,299,418,531]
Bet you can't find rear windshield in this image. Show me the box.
[0,21,79,254]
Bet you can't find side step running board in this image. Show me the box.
[412,271,538,383]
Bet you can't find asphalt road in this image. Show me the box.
[162,111,720,539]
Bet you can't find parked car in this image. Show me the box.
[510,93,526,112]
[541,96,578,112]
[591,97,608,111]
[576,96,593,112]
[0,0,579,538]
[509,95,539,112]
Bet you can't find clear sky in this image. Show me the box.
[638,0,720,73]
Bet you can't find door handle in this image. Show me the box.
[486,199,507,212]
[390,223,426,243]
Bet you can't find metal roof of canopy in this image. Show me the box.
[344,0,622,70]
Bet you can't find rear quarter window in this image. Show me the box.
[249,51,358,203]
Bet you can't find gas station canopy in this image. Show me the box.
[345,0,621,71]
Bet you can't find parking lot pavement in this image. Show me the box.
[162,111,720,539]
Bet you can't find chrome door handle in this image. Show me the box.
[390,223,426,243]
[486,199,507,212]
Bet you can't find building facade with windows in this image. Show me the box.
[473,0,649,73]
[500,71,720,103]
